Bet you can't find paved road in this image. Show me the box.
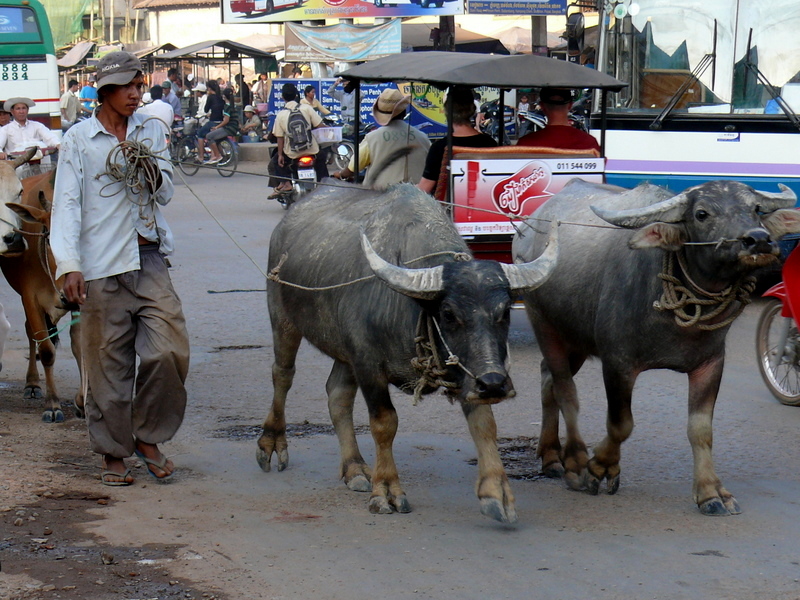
[2,163,800,600]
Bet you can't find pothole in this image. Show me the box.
[212,421,370,440]
[466,436,546,481]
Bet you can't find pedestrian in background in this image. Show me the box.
[79,75,98,115]
[327,77,356,136]
[51,50,190,487]
[60,79,81,131]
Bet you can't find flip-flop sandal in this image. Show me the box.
[101,468,134,486]
[134,450,175,483]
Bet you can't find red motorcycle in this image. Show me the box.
[757,245,800,404]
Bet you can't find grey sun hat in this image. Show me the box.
[95,51,143,91]
[4,97,34,112]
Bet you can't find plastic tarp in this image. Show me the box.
[56,40,93,67]
[40,0,92,48]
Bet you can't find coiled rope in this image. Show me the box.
[654,250,756,330]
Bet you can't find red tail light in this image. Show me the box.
[297,156,314,167]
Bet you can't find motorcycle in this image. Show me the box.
[756,240,800,404]
[273,154,318,210]
[322,113,378,173]
[479,99,514,145]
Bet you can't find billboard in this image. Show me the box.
[467,0,565,16]
[285,22,401,62]
[222,0,463,24]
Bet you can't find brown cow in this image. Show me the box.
[3,168,84,423]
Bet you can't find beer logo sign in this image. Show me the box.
[492,161,553,216]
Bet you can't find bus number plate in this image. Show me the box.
[2,63,29,81]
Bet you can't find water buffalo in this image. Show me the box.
[258,182,558,523]
[513,178,800,516]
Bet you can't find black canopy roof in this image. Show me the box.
[339,51,627,91]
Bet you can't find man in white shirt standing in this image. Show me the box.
[137,85,174,138]
[60,80,82,131]
[0,97,60,161]
[51,51,189,487]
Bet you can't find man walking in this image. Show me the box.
[51,51,190,487]
[60,79,81,131]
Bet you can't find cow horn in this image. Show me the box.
[503,220,559,292]
[361,233,444,300]
[591,191,691,228]
[11,147,38,170]
[754,184,797,212]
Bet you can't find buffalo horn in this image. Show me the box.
[10,147,38,170]
[503,220,559,292]
[754,184,797,212]
[592,191,690,228]
[361,233,445,300]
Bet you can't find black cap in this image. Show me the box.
[539,87,574,105]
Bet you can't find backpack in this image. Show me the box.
[286,105,312,153]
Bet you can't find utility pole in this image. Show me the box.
[436,16,455,52]
[531,15,548,56]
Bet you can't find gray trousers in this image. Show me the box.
[81,245,190,458]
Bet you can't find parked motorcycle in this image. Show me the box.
[756,242,800,404]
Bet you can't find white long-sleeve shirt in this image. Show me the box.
[0,119,60,153]
[51,112,175,281]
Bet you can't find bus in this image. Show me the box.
[0,0,61,136]
[592,0,800,197]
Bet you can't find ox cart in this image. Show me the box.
[339,52,627,261]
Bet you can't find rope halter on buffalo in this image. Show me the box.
[654,250,756,331]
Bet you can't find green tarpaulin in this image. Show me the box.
[40,0,92,49]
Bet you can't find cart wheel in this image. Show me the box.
[756,298,800,405]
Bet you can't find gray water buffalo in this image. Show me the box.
[513,178,800,516]
[258,182,558,523]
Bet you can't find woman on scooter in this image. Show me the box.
[196,80,224,164]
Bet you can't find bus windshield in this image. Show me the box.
[0,6,43,44]
[601,0,800,116]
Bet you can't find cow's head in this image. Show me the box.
[0,148,38,256]
[361,222,558,404]
[592,181,800,285]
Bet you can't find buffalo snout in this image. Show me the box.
[741,228,777,255]
[471,371,514,404]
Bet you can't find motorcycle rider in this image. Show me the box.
[270,82,325,197]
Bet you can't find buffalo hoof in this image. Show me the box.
[606,474,620,495]
[345,474,371,492]
[479,498,518,524]
[541,461,564,479]
[724,497,742,515]
[256,448,272,473]
[563,470,585,491]
[369,496,394,514]
[73,404,85,419]
[392,495,411,514]
[24,386,43,401]
[584,473,601,495]
[42,409,64,423]
[698,497,732,516]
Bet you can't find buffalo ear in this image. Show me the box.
[6,202,47,225]
[629,223,685,251]
[762,208,800,240]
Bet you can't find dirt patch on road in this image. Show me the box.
[0,387,227,600]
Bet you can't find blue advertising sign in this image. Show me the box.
[285,22,401,63]
[0,8,25,34]
[467,0,566,16]
[268,79,450,141]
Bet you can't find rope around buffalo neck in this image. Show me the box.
[654,250,755,330]
[411,312,473,405]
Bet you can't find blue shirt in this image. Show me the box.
[79,85,98,111]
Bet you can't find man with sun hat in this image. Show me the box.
[333,87,429,188]
[0,97,60,161]
[51,51,190,488]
